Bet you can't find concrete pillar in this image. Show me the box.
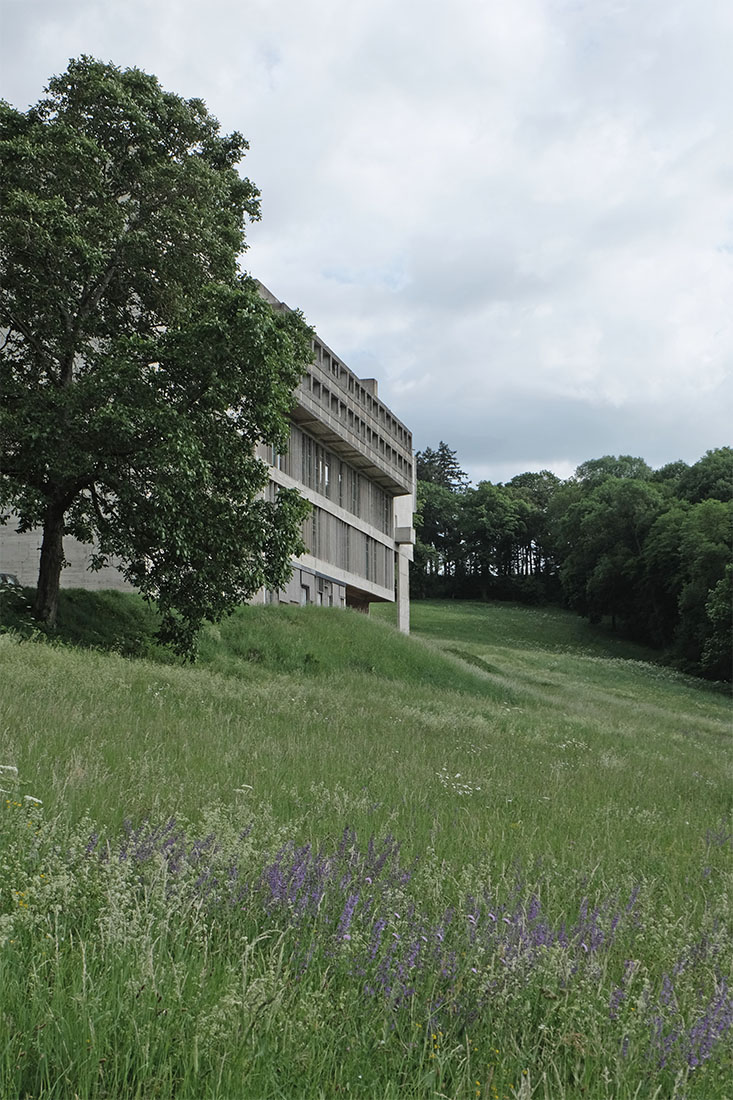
[396,549,410,634]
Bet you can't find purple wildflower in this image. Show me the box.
[685,978,733,1069]
[337,892,360,941]
[609,987,626,1020]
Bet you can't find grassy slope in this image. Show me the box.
[1,594,731,1098]
[1,595,729,882]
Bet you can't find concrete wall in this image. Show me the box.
[0,519,134,591]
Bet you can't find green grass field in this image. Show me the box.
[1,595,731,1098]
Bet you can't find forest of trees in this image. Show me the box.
[413,443,732,681]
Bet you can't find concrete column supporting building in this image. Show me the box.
[396,549,411,634]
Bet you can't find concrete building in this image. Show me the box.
[1,286,416,630]
[253,285,415,631]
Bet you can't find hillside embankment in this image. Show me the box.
[1,593,730,1098]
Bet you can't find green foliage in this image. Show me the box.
[573,454,653,485]
[650,459,690,495]
[0,58,312,652]
[413,448,562,604]
[673,500,733,668]
[413,480,464,595]
[553,477,665,629]
[553,471,732,675]
[462,481,532,587]
[415,440,468,490]
[677,447,733,503]
[412,444,731,679]
[702,564,733,681]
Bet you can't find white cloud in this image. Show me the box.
[2,0,731,482]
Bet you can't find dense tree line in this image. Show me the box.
[413,444,732,681]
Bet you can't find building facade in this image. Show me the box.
[254,286,415,630]
[1,286,416,629]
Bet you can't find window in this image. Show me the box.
[310,509,321,557]
[313,447,330,497]
[271,444,288,474]
[301,435,314,487]
[350,471,360,516]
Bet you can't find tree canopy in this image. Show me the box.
[412,444,732,679]
[0,57,313,653]
[415,441,468,491]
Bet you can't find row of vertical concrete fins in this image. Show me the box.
[252,283,415,630]
[304,506,395,591]
[255,279,413,497]
[295,346,413,497]
[264,425,395,536]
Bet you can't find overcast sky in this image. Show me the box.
[4,0,732,483]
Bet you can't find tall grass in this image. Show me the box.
[0,596,731,1097]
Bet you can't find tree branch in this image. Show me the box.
[3,315,58,379]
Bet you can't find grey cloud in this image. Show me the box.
[2,0,731,488]
[399,383,733,485]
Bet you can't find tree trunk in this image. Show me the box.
[33,503,66,628]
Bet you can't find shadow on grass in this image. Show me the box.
[0,586,167,660]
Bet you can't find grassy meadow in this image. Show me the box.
[0,593,731,1098]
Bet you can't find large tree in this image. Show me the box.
[0,57,313,652]
[415,441,469,491]
[551,476,664,632]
